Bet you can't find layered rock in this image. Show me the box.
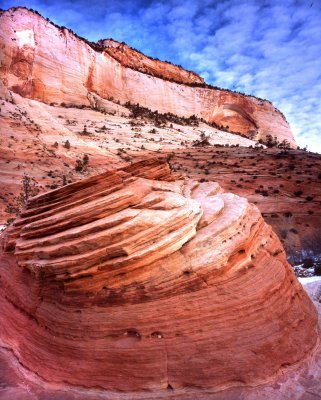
[102,38,204,85]
[0,7,295,145]
[0,158,318,393]
[0,82,319,263]
[162,146,321,262]
[0,83,257,225]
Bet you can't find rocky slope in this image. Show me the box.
[0,159,318,396]
[1,78,320,265]
[0,83,320,266]
[0,83,256,223]
[0,7,295,145]
[159,146,321,263]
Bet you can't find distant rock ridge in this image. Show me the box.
[0,7,296,146]
[101,38,205,85]
[0,158,317,392]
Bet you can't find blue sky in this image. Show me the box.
[1,0,321,152]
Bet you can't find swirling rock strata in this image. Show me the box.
[0,159,318,392]
[0,7,295,145]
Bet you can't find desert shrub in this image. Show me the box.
[166,152,175,161]
[264,134,279,148]
[80,125,91,135]
[192,132,210,147]
[124,102,200,127]
[75,154,89,172]
[278,139,291,153]
[5,174,40,222]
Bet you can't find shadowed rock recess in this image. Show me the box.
[0,159,318,393]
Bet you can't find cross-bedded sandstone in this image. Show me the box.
[0,159,318,392]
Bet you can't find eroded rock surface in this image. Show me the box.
[0,85,320,261]
[102,38,204,85]
[160,146,321,261]
[0,159,318,394]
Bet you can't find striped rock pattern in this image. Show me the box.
[0,159,318,393]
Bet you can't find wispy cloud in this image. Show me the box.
[1,0,321,152]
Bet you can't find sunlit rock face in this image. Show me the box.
[0,7,295,146]
[0,159,317,392]
[102,38,205,85]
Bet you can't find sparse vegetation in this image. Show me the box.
[5,174,40,223]
[75,154,89,172]
[192,132,210,147]
[124,102,199,127]
[80,125,91,135]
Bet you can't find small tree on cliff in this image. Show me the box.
[5,174,40,224]
[265,134,279,148]
[278,139,291,154]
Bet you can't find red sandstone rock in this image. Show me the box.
[0,82,319,259]
[0,7,295,146]
[0,159,318,393]
[160,146,321,260]
[102,38,204,85]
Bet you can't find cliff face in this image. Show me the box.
[0,7,295,146]
[0,159,318,392]
[102,38,204,85]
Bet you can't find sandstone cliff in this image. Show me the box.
[101,38,204,85]
[0,159,318,393]
[0,7,295,146]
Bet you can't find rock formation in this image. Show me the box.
[161,146,321,262]
[0,7,295,145]
[0,79,319,265]
[0,158,318,393]
[102,38,204,85]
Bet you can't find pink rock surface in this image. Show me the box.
[0,159,318,395]
[102,38,204,85]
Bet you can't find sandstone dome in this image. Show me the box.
[0,159,318,395]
